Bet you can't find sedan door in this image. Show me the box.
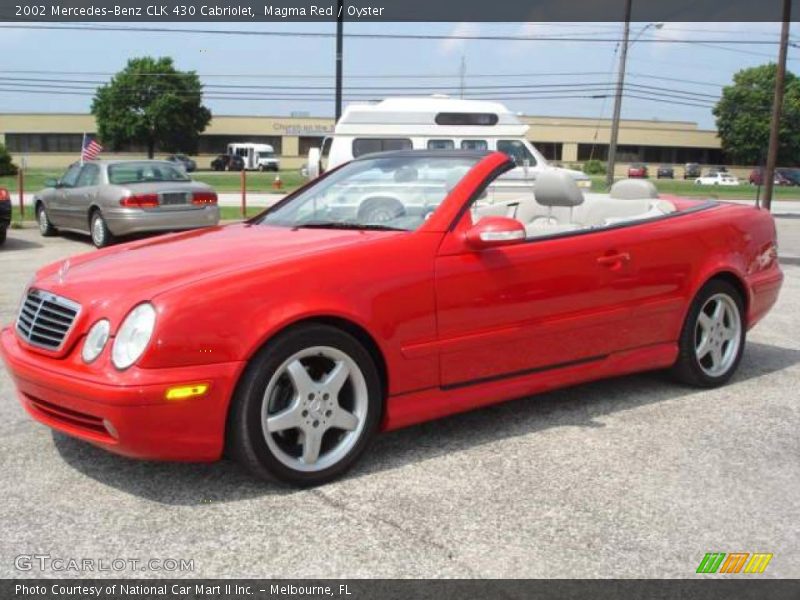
[47,163,82,227]
[61,163,101,231]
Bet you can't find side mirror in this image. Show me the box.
[465,216,526,249]
[44,178,60,188]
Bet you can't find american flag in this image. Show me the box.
[81,135,103,161]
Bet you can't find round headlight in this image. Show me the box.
[81,319,110,363]
[112,303,156,370]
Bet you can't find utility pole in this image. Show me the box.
[459,55,466,99]
[605,0,632,189]
[334,0,344,122]
[763,0,792,211]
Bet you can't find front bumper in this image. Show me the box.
[0,327,243,461]
[104,205,220,237]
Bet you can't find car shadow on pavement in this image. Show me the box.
[1,235,43,252]
[52,340,800,504]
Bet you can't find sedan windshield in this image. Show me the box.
[108,162,191,185]
[260,155,481,231]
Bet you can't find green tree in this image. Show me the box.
[91,57,211,158]
[0,143,18,176]
[713,63,800,166]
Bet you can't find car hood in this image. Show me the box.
[33,223,396,309]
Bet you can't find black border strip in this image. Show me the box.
[441,353,608,391]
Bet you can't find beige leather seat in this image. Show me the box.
[517,170,585,237]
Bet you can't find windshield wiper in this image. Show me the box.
[293,221,406,231]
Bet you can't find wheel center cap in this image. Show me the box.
[309,397,323,416]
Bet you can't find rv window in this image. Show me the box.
[435,113,499,126]
[352,138,413,158]
[460,140,488,151]
[497,140,537,167]
[427,139,455,150]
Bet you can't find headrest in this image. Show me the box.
[610,179,659,200]
[534,170,585,208]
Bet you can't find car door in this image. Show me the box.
[434,188,640,389]
[47,164,82,227]
[62,163,100,230]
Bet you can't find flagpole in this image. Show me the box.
[80,132,85,165]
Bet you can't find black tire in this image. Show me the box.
[90,210,114,248]
[670,279,746,388]
[228,324,383,486]
[0,227,6,245]
[36,203,57,237]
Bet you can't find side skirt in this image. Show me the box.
[381,342,678,431]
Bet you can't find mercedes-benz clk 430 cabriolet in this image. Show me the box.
[0,150,783,485]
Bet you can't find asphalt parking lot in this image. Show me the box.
[0,218,798,579]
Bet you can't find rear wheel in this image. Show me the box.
[228,324,382,486]
[36,204,57,237]
[90,210,114,248]
[670,280,745,387]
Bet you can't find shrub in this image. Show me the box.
[582,159,607,175]
[0,143,18,176]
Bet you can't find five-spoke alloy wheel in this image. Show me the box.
[671,279,745,387]
[229,324,382,486]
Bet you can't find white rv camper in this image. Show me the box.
[304,96,591,188]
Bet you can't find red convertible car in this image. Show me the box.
[0,150,783,485]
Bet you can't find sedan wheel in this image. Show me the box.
[671,280,745,387]
[37,205,57,237]
[229,324,382,485]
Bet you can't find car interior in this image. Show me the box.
[473,171,678,239]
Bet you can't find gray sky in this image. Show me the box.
[0,21,796,129]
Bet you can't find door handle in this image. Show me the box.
[596,252,631,267]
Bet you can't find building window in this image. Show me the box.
[5,133,85,153]
[299,136,325,156]
[530,141,563,161]
[352,138,412,158]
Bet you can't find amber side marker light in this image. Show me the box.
[165,383,210,401]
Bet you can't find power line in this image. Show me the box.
[0,23,788,45]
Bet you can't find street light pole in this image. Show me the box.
[605,0,632,189]
[763,0,792,212]
[334,0,344,122]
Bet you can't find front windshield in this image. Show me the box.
[108,162,190,184]
[259,155,481,231]
[258,151,275,158]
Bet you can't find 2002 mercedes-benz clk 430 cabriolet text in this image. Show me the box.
[0,150,783,485]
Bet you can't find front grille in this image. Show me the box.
[160,192,189,206]
[16,289,81,351]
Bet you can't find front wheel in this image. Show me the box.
[37,204,57,237]
[670,280,745,388]
[228,324,382,486]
